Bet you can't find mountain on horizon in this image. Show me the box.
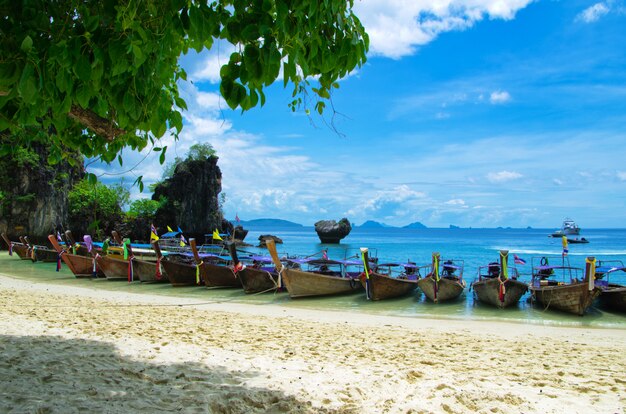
[358,220,395,228]
[403,221,427,229]
[235,218,304,228]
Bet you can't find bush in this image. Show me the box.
[68,179,125,239]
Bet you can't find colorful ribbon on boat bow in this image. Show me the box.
[360,248,371,300]
[128,255,135,283]
[585,257,596,291]
[8,242,13,256]
[498,251,508,303]
[155,256,162,280]
[122,239,130,260]
[56,250,64,272]
[432,253,440,302]
[93,253,100,278]
[196,261,204,285]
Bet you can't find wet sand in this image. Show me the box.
[0,273,624,413]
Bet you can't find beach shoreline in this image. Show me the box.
[0,271,624,413]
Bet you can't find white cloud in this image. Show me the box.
[354,0,534,59]
[196,91,223,110]
[345,185,427,218]
[553,178,563,186]
[489,90,512,104]
[576,2,610,23]
[487,170,523,183]
[445,199,466,206]
[191,43,237,83]
[617,171,626,181]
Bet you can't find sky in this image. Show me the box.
[89,0,626,229]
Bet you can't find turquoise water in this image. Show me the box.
[1,227,625,328]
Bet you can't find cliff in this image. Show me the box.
[0,140,84,243]
[152,155,224,242]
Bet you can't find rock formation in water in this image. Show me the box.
[314,218,352,243]
[258,234,283,248]
[152,156,224,243]
[0,140,84,244]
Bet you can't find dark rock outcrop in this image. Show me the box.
[234,225,248,241]
[0,140,84,245]
[258,234,283,248]
[152,156,224,242]
[314,218,352,243]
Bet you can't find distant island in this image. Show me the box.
[403,221,427,229]
[449,224,460,229]
[358,220,394,228]
[237,218,303,228]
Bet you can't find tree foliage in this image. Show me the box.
[126,198,163,220]
[187,143,216,161]
[0,0,369,164]
[68,178,126,238]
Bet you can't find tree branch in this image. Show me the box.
[68,105,126,142]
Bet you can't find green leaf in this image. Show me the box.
[315,101,326,115]
[20,36,33,52]
[87,173,97,186]
[74,55,91,81]
[18,63,37,103]
[76,84,91,108]
[159,146,166,164]
[133,176,144,192]
[170,110,183,132]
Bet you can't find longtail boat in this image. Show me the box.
[360,248,420,300]
[203,261,239,288]
[96,231,135,281]
[161,239,205,287]
[132,241,168,283]
[2,233,30,259]
[267,239,362,298]
[594,260,626,313]
[471,250,528,308]
[64,230,99,257]
[23,236,59,262]
[417,253,466,303]
[48,234,103,277]
[227,243,281,294]
[528,256,601,316]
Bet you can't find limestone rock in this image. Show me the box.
[0,141,83,244]
[258,234,283,248]
[152,156,224,242]
[314,218,352,243]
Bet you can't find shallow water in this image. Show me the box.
[1,227,625,329]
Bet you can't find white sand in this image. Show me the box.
[0,273,624,413]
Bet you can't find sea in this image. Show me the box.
[1,227,625,329]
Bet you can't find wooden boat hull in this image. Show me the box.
[472,278,528,308]
[32,247,60,263]
[361,273,418,301]
[11,244,31,260]
[161,259,204,287]
[60,252,104,278]
[598,284,626,313]
[529,282,601,316]
[417,276,466,303]
[237,267,280,294]
[203,262,240,288]
[133,258,169,283]
[281,268,362,298]
[96,255,132,281]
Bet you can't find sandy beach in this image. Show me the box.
[0,272,624,414]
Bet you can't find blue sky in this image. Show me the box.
[90,0,626,228]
